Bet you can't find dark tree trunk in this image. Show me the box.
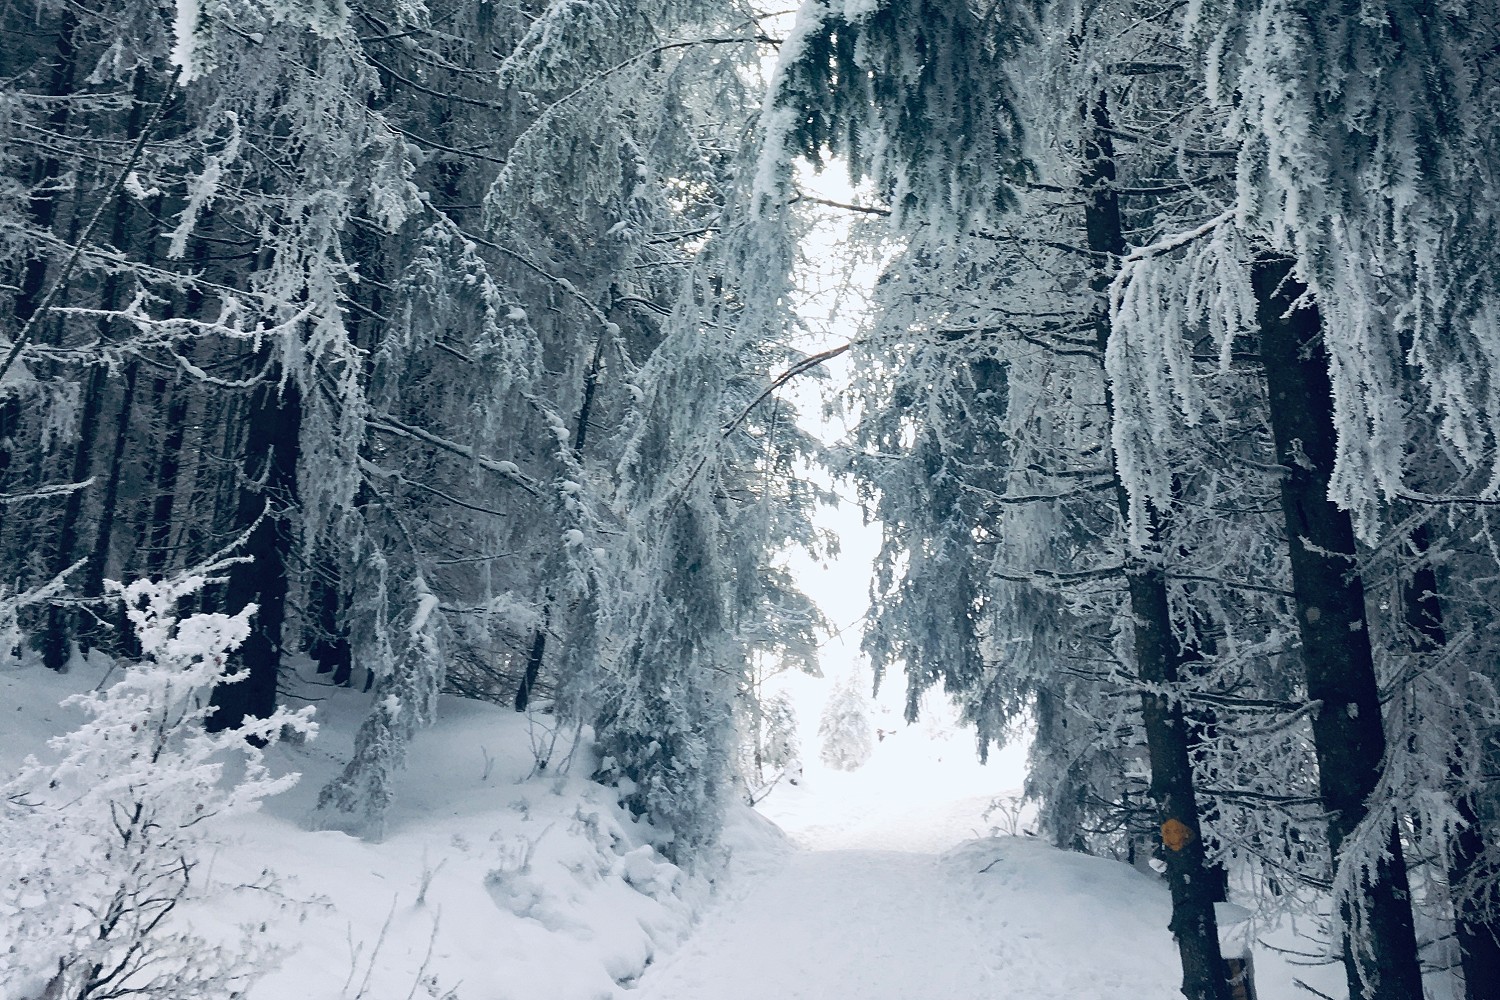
[144,232,208,579]
[194,391,249,618]
[84,361,139,657]
[514,620,548,711]
[1121,559,1234,998]
[310,566,352,686]
[39,360,107,671]
[1082,94,1232,1000]
[1,13,78,541]
[144,357,192,577]
[304,218,385,693]
[41,70,152,668]
[1182,613,1230,906]
[1401,523,1500,1000]
[1253,255,1423,1000]
[207,372,301,732]
[513,294,609,713]
[1450,767,1500,1000]
[12,12,76,326]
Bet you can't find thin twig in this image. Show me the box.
[666,342,850,518]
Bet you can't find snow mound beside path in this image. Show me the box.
[0,656,755,1000]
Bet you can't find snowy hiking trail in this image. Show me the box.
[634,838,1187,1000]
[633,801,1186,1000]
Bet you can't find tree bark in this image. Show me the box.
[143,229,209,580]
[208,371,301,732]
[1,13,78,542]
[514,300,609,712]
[143,357,192,577]
[310,566,352,686]
[42,70,153,666]
[39,360,106,670]
[1253,255,1423,1000]
[12,12,76,325]
[83,361,139,656]
[1401,522,1500,1000]
[514,616,548,711]
[1082,94,1232,1000]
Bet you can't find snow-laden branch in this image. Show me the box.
[0,479,95,505]
[1109,209,1236,299]
[0,74,180,384]
[365,413,541,496]
[665,342,850,518]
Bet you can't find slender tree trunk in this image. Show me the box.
[1,13,78,544]
[310,566,352,686]
[1253,255,1423,1000]
[143,355,192,577]
[514,316,608,711]
[40,70,151,667]
[1181,608,1230,905]
[1449,760,1500,1000]
[208,371,301,732]
[1401,522,1500,1000]
[305,221,385,692]
[39,360,106,670]
[12,12,76,326]
[143,231,209,579]
[514,613,548,711]
[194,391,249,617]
[83,361,139,656]
[1082,94,1231,1000]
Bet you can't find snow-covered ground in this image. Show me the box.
[640,712,1358,1000]
[635,839,1185,1000]
[2,650,1355,1000]
[637,712,1185,1000]
[1,655,706,1000]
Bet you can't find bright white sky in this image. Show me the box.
[766,161,1032,820]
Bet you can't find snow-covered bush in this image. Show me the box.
[738,689,803,800]
[819,678,874,772]
[317,576,447,839]
[760,692,801,777]
[0,560,83,662]
[0,573,315,1000]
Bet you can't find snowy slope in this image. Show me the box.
[638,698,1353,1000]
[0,655,719,1000]
[3,653,1355,1000]
[637,711,1182,1000]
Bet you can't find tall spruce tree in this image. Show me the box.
[0,0,822,851]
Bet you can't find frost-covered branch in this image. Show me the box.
[0,75,180,383]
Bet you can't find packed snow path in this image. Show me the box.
[632,723,1190,1000]
[633,836,1185,1000]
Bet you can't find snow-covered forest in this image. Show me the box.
[4,1,1500,998]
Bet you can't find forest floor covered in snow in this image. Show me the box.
[4,653,1361,1000]
[635,720,1355,1000]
